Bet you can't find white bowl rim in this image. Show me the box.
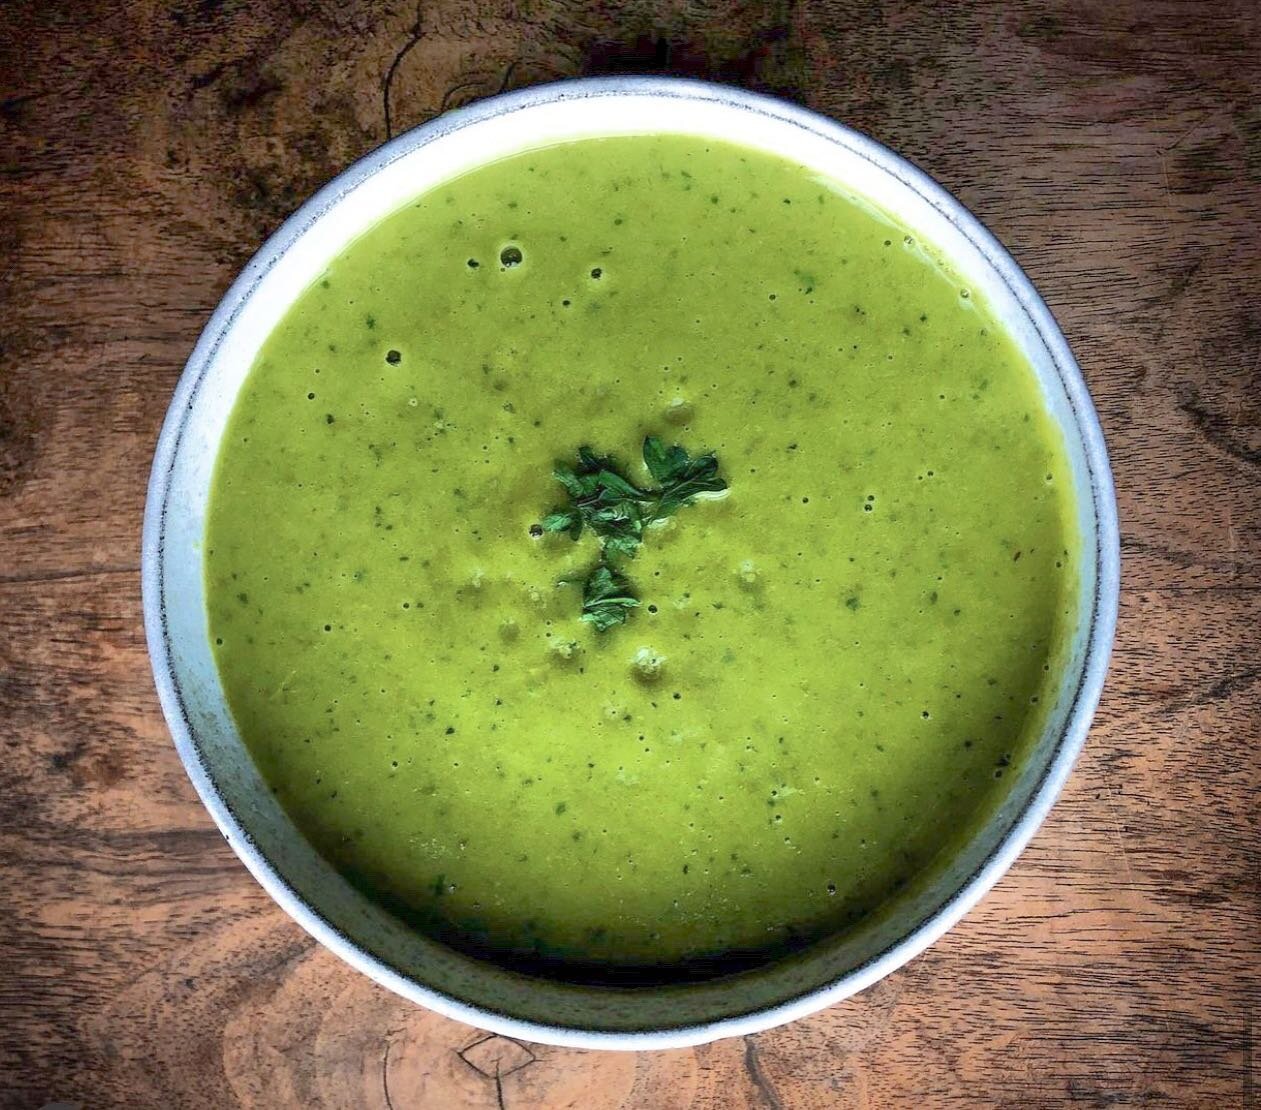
[142,75,1120,1050]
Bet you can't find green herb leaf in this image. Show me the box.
[642,435,687,484]
[641,436,670,483]
[552,466,589,500]
[548,448,650,557]
[581,562,639,631]
[541,509,582,539]
[576,446,614,474]
[601,532,641,560]
[643,436,727,518]
[595,469,645,501]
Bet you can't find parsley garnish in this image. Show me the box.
[537,436,726,631]
[641,436,727,518]
[581,563,639,631]
[541,446,647,557]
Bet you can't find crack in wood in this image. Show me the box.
[454,1033,536,1107]
[382,0,425,140]
[743,1036,784,1110]
[438,77,490,115]
[457,1033,536,1078]
[1179,390,1261,470]
[382,1034,396,1110]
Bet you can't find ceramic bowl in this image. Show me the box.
[142,77,1119,1049]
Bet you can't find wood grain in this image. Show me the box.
[1,1,1258,1106]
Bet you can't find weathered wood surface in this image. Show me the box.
[1,0,1258,1106]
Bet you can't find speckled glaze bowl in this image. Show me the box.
[142,77,1119,1049]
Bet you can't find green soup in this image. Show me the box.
[205,134,1077,978]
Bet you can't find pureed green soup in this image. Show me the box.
[205,134,1078,980]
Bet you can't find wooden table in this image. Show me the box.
[3,1,1257,1105]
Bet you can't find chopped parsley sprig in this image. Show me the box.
[537,436,726,631]
[581,563,639,632]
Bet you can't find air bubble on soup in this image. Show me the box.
[500,244,524,268]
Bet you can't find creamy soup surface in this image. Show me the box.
[205,134,1077,975]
